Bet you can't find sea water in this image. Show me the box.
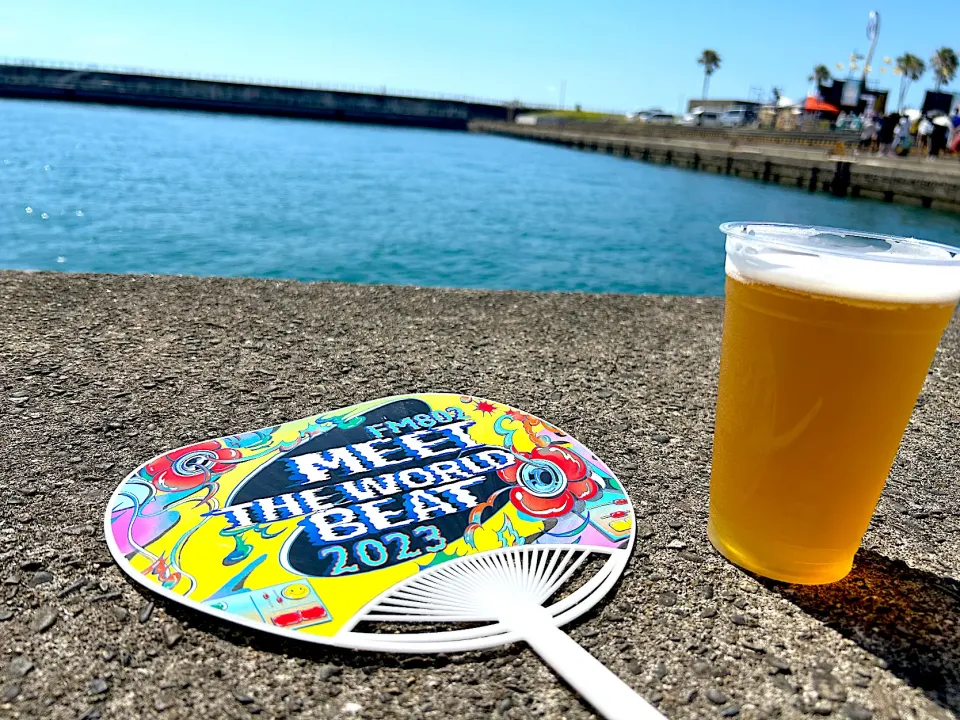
[2,99,958,295]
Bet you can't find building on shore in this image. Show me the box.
[816,81,888,116]
[922,90,960,116]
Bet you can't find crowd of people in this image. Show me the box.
[839,109,960,159]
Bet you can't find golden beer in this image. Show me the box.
[709,223,960,584]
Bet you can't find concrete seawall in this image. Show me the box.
[524,118,862,150]
[2,271,959,718]
[472,120,960,212]
[0,64,532,130]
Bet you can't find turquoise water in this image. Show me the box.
[2,99,959,296]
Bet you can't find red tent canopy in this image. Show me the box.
[804,97,839,113]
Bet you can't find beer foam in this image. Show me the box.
[722,223,960,304]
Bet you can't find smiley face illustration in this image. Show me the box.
[281,582,311,600]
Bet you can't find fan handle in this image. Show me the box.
[507,607,666,720]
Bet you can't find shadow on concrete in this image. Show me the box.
[120,572,508,670]
[113,566,569,672]
[113,572,602,716]
[112,546,634,674]
[768,550,960,714]
[113,563,623,716]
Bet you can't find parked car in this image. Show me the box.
[677,109,722,127]
[643,113,676,125]
[719,108,757,127]
[629,109,668,123]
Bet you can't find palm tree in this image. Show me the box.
[697,50,721,99]
[808,65,832,87]
[895,53,925,110]
[931,47,958,91]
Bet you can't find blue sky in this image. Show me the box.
[0,1,955,112]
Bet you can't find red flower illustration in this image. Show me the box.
[498,444,599,518]
[145,440,242,492]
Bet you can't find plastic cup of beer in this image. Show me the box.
[709,222,960,584]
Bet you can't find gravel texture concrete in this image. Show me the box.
[1,271,959,720]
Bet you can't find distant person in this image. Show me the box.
[929,122,948,159]
[894,116,912,156]
[917,115,933,150]
[858,114,878,152]
[877,113,899,156]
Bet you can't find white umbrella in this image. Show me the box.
[776,96,796,108]
[933,115,952,127]
[902,108,921,120]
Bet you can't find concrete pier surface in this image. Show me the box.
[472,121,960,212]
[2,271,959,720]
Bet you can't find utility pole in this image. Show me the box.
[559,80,566,110]
[863,11,880,89]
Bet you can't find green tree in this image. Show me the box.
[771,87,783,103]
[697,50,721,99]
[931,47,958,91]
[808,65,832,86]
[895,53,926,110]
